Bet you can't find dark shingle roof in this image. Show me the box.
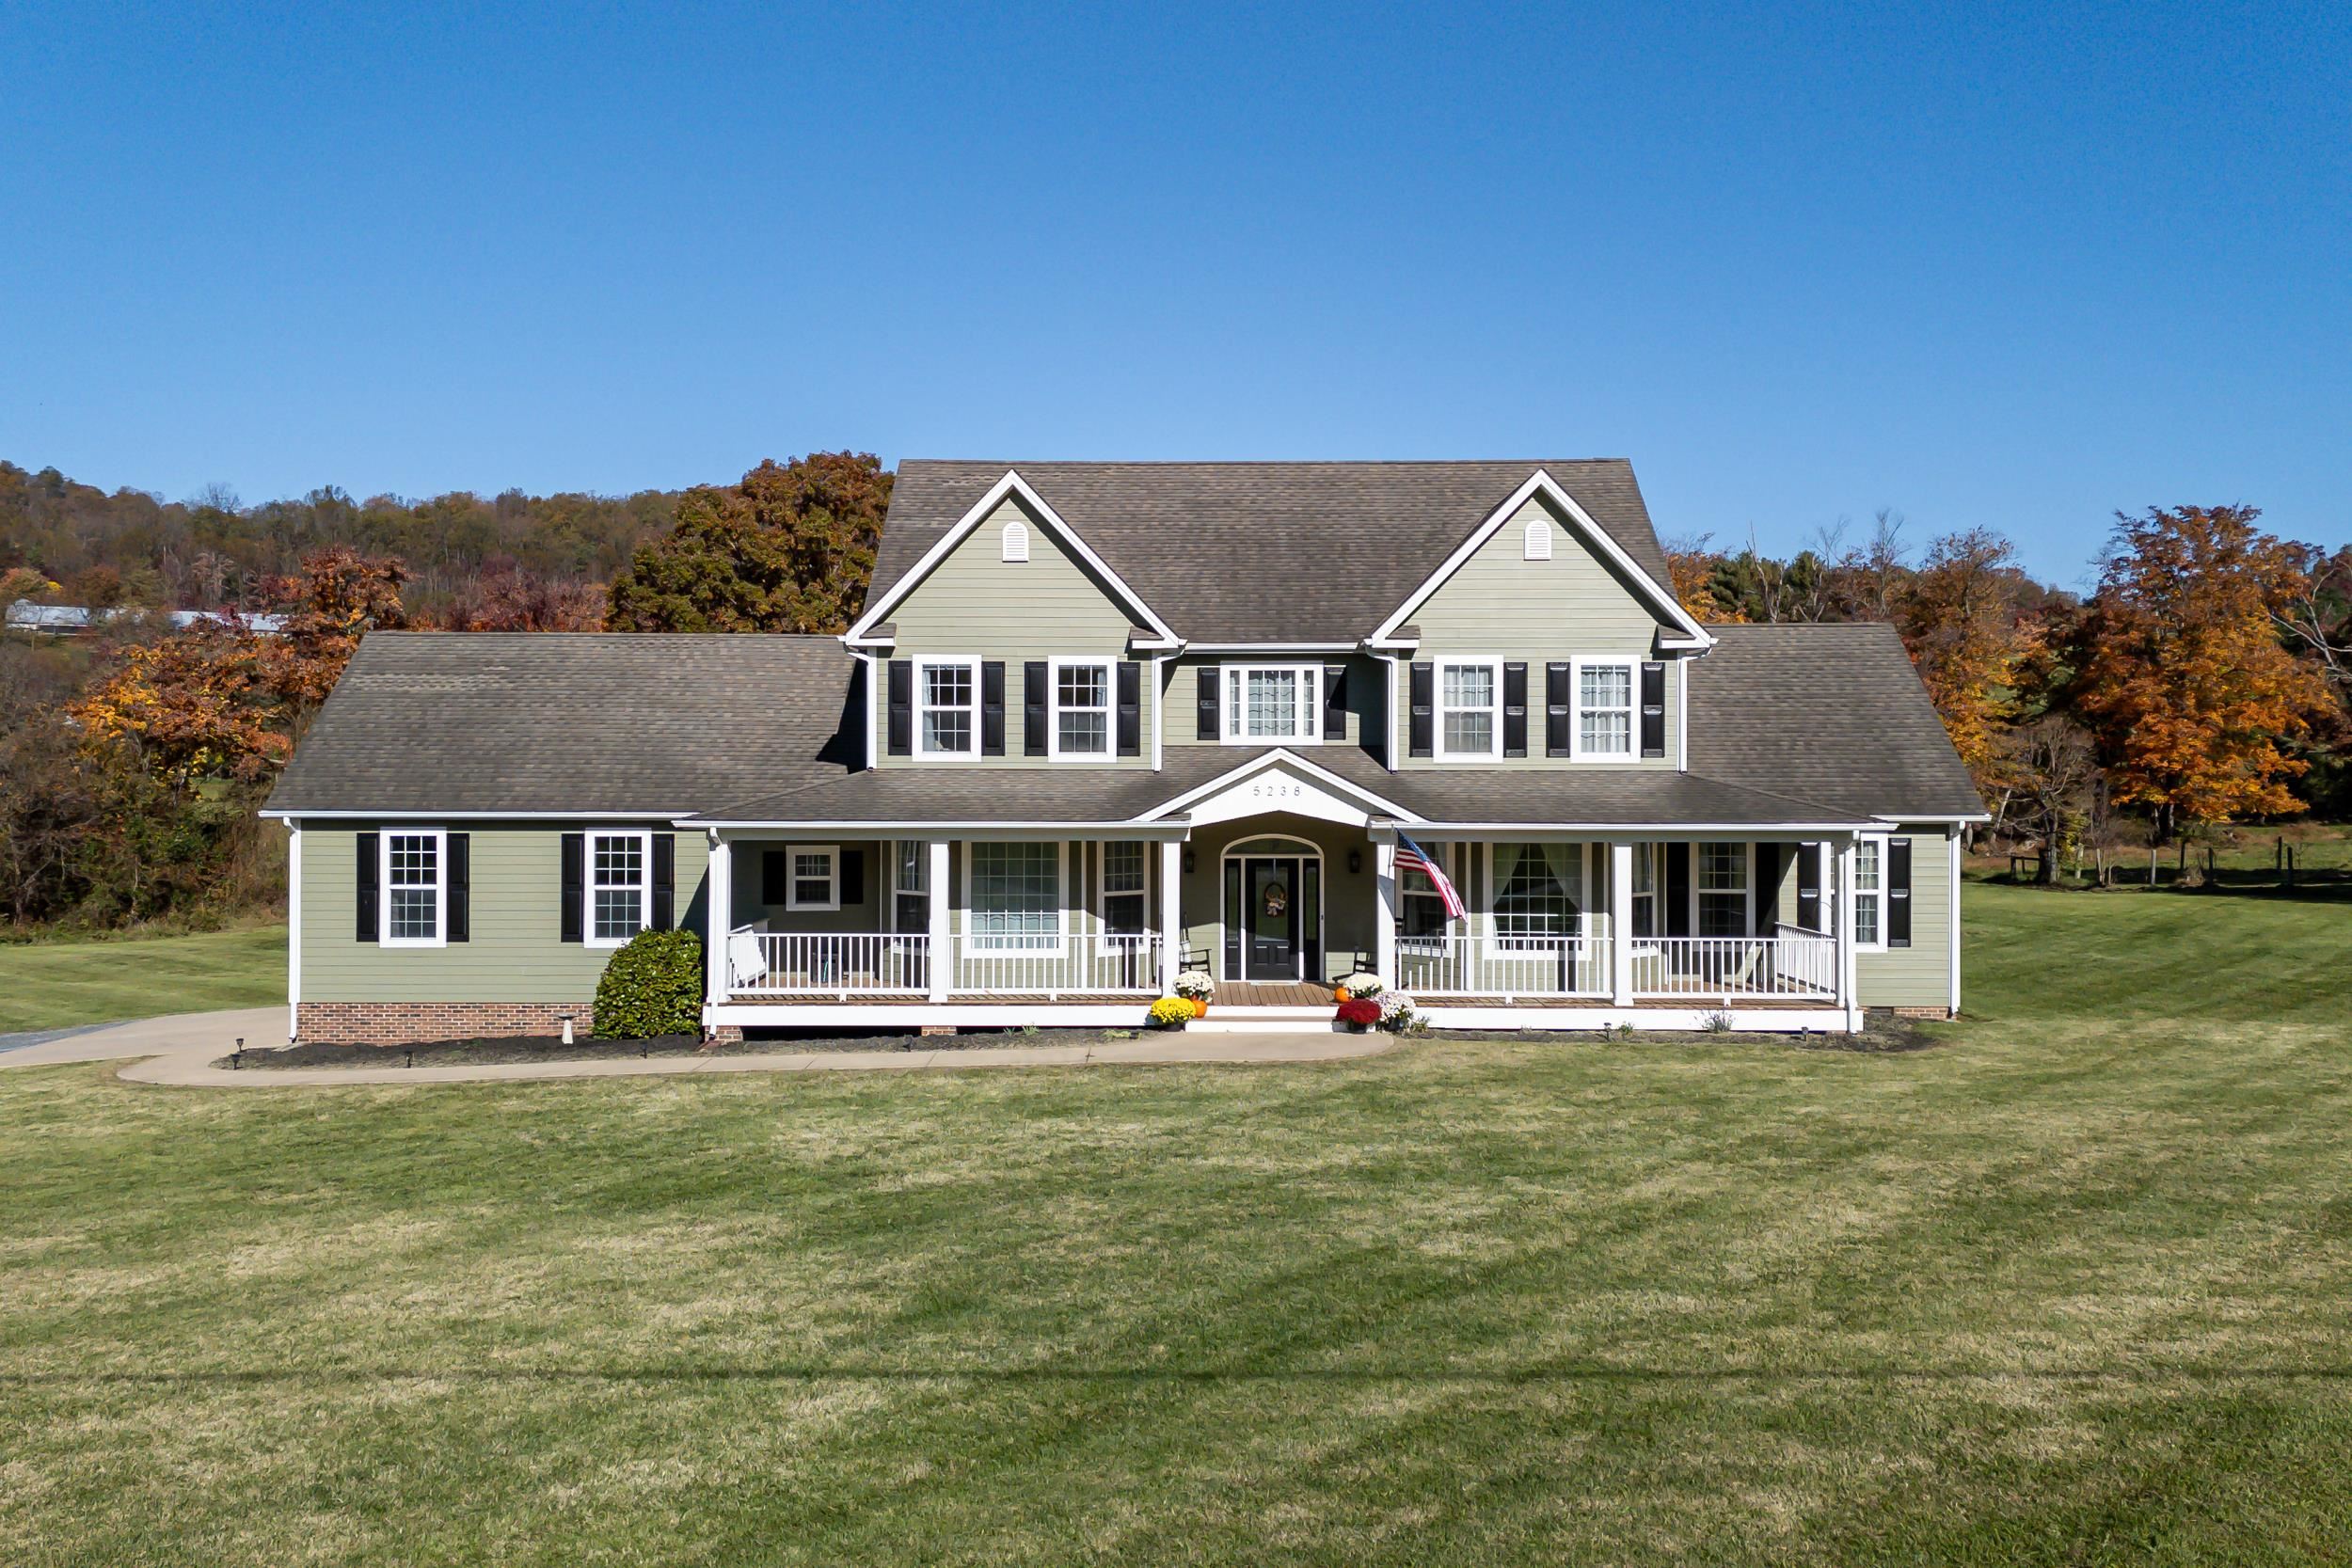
[868,460,1675,643]
[268,622,1982,825]
[1687,623,1985,820]
[263,633,860,816]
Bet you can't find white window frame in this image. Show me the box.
[1395,842,1459,941]
[1570,657,1639,761]
[1483,841,1592,958]
[1049,657,1116,760]
[1695,840,1752,939]
[962,840,1067,952]
[1219,662,1322,746]
[1433,657,1503,759]
[914,657,980,758]
[379,828,447,948]
[584,829,652,948]
[1851,833,1888,952]
[784,844,840,911]
[1094,839,1152,956]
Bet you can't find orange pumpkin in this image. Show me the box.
[1334,985,1352,1002]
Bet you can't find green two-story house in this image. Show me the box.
[262,460,1984,1042]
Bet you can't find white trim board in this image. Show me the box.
[844,469,1180,646]
[1368,468,1714,650]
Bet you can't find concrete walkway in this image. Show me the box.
[0,1007,1395,1088]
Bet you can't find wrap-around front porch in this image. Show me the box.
[701,816,1875,1034]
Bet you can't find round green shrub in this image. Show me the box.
[592,928,704,1038]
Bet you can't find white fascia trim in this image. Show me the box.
[1132,747,1422,823]
[1397,821,1875,837]
[1368,468,1715,648]
[258,809,691,821]
[1871,812,1993,825]
[686,819,1194,838]
[1188,641,1359,654]
[844,469,1180,645]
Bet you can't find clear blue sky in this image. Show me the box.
[4,2,2346,587]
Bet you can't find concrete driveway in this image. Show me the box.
[0,1007,286,1069]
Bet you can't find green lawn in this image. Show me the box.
[3,887,2348,1565]
[0,925,288,1034]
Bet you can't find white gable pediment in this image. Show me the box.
[1139,750,1416,829]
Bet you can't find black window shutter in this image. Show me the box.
[1797,844,1822,931]
[447,832,470,942]
[1322,665,1346,740]
[1196,665,1219,739]
[886,660,912,755]
[980,662,1006,755]
[1750,842,1777,937]
[1887,837,1914,947]
[762,848,787,905]
[1024,661,1049,756]
[840,847,866,906]
[1502,662,1529,757]
[651,833,675,930]
[1408,662,1434,757]
[1640,661,1667,758]
[559,832,584,942]
[355,832,379,942]
[1117,662,1141,756]
[1664,843,1692,937]
[1545,662,1572,756]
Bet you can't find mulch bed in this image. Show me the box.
[218,1028,1145,1070]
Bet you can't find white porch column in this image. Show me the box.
[1158,838,1183,992]
[1947,824,1963,1018]
[703,832,731,1031]
[927,838,951,1002]
[1836,834,1862,1032]
[1608,839,1635,1006]
[286,820,302,1042]
[1374,834,1398,983]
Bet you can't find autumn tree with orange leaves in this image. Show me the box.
[1896,527,2042,800]
[2076,505,2330,840]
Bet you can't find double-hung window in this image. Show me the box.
[1053,659,1112,757]
[383,830,444,946]
[589,831,650,945]
[1490,843,1582,950]
[916,659,977,755]
[1436,658,1501,757]
[892,841,929,934]
[785,846,839,911]
[1852,835,1885,949]
[1630,842,1658,938]
[1099,841,1148,937]
[969,842,1060,950]
[1222,664,1319,744]
[1574,659,1636,758]
[1398,846,1456,938]
[1698,842,1749,938]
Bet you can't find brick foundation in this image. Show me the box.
[297,1002,599,1046]
[1887,1006,1957,1019]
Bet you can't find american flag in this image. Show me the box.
[1394,833,1465,920]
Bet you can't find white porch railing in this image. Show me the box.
[725,928,1163,999]
[726,929,930,997]
[1626,935,1837,999]
[950,933,1163,996]
[1394,921,1613,998]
